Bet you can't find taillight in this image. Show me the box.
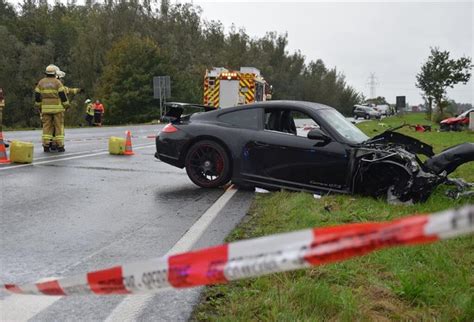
[161,123,178,133]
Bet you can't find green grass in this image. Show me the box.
[193,113,474,321]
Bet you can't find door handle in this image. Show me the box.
[254,141,270,147]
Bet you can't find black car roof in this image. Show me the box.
[224,100,335,111]
[190,100,336,121]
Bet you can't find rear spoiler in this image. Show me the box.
[161,102,217,123]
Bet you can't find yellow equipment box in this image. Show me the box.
[109,136,126,155]
[10,141,34,163]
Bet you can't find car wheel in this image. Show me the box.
[185,140,231,188]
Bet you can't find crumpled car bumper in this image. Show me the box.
[354,135,473,203]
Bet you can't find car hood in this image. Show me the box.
[362,130,434,157]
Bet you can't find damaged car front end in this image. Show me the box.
[155,100,472,204]
[351,130,473,203]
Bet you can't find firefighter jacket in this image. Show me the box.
[65,87,81,96]
[0,94,4,128]
[85,103,94,116]
[35,77,70,114]
[0,88,4,112]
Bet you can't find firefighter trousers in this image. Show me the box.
[42,112,64,147]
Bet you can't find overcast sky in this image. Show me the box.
[7,0,473,105]
[188,1,473,105]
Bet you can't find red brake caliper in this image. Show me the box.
[215,155,224,175]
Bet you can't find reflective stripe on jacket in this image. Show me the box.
[86,103,94,116]
[65,87,81,95]
[35,77,70,114]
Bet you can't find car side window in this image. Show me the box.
[264,109,320,137]
[218,108,260,130]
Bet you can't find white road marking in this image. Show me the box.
[0,143,157,321]
[0,278,61,322]
[0,295,61,321]
[104,185,238,322]
[33,148,106,161]
[0,144,155,171]
[0,174,236,322]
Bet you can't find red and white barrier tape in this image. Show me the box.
[3,205,473,296]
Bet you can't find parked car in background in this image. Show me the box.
[440,108,474,131]
[353,105,381,119]
[373,104,392,116]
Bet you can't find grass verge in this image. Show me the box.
[193,113,474,321]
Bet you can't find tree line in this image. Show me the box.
[0,0,363,127]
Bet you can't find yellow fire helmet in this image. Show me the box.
[45,64,60,75]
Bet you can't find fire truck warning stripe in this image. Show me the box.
[3,206,472,296]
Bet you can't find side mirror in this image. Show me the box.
[307,129,331,142]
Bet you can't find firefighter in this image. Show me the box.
[56,70,81,96]
[51,68,81,149]
[93,100,104,126]
[0,87,8,147]
[84,99,94,126]
[35,65,70,152]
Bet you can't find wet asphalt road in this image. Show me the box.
[0,125,254,321]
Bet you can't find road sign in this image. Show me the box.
[153,76,171,99]
[396,96,406,109]
[153,76,171,118]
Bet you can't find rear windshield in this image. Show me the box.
[218,108,260,129]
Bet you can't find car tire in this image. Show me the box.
[185,140,231,188]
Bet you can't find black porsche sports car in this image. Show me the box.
[155,101,473,203]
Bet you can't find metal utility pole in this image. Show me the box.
[367,73,378,99]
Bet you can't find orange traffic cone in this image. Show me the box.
[0,132,11,164]
[124,130,134,155]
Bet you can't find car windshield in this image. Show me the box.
[317,109,369,144]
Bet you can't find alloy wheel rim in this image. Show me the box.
[189,145,224,184]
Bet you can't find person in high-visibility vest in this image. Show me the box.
[0,87,4,130]
[56,70,81,96]
[35,65,70,152]
[49,67,81,150]
[84,99,94,126]
[0,87,8,148]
